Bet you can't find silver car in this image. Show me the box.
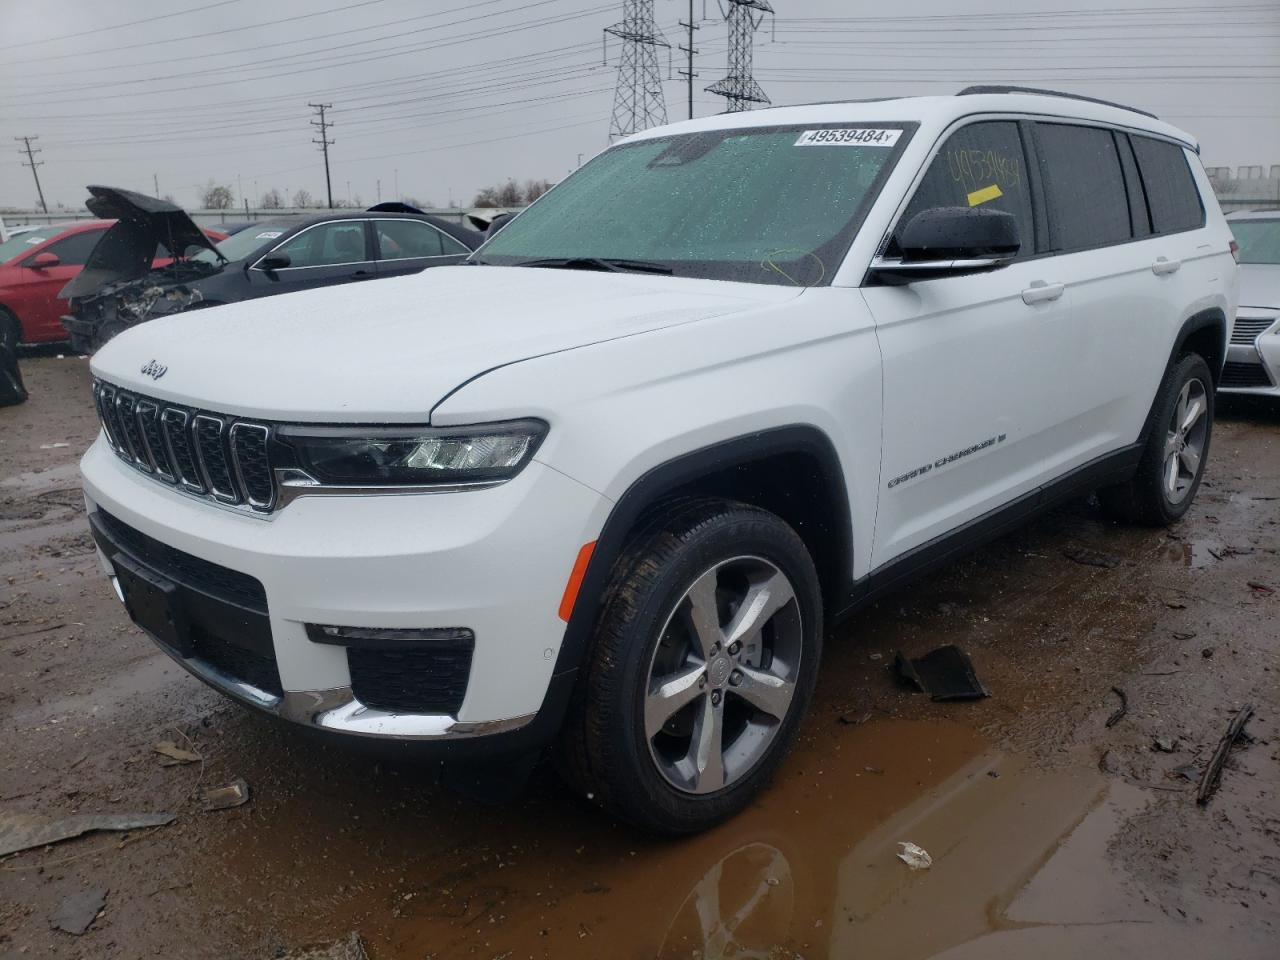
[1224,211,1280,397]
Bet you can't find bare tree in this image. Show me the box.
[352,194,364,208]
[496,180,524,207]
[161,194,176,205]
[522,179,554,203]
[292,188,313,208]
[199,180,235,210]
[472,185,502,208]
[260,188,284,209]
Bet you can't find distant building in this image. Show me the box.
[1206,164,1280,212]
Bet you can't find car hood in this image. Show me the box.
[1238,263,1280,311]
[60,186,220,300]
[91,265,801,421]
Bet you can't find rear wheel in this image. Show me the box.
[559,499,822,835]
[1099,352,1213,525]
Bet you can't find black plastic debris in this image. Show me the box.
[0,341,27,408]
[892,645,990,701]
[50,887,108,935]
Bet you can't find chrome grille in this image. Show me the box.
[1231,316,1276,345]
[92,380,276,514]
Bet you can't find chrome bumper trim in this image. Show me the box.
[115,575,535,741]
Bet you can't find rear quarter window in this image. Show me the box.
[1131,136,1204,235]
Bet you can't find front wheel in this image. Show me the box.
[559,499,822,835]
[0,309,19,353]
[1100,352,1214,525]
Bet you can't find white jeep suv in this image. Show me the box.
[82,88,1236,833]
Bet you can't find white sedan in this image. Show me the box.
[1225,211,1280,396]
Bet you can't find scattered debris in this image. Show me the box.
[1171,630,1197,641]
[0,810,175,857]
[1172,764,1200,782]
[837,711,872,726]
[201,778,249,812]
[276,932,368,960]
[1164,599,1187,610]
[896,841,933,870]
[1197,704,1254,806]
[49,887,108,936]
[1202,647,1216,659]
[39,442,70,450]
[152,741,202,766]
[1062,546,1121,569]
[1246,581,1274,596]
[1152,736,1180,753]
[892,645,990,701]
[1105,686,1128,728]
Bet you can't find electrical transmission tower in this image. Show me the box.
[309,102,335,209]
[15,136,48,213]
[604,0,669,139]
[706,0,773,113]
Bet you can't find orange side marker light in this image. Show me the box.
[558,541,597,622]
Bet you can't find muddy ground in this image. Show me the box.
[0,353,1277,960]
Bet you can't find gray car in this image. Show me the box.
[1224,211,1280,397]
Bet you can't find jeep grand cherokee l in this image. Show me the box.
[81,88,1236,834]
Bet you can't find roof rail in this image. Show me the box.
[956,85,1159,120]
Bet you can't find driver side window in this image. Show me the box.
[896,121,1035,257]
[273,221,367,267]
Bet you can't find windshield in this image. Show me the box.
[191,222,291,264]
[1230,218,1280,265]
[0,227,64,264]
[475,124,912,286]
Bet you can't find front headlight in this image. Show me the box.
[277,419,546,486]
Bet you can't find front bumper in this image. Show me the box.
[82,436,609,744]
[1220,310,1280,396]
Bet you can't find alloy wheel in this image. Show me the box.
[1163,377,1208,504]
[644,556,804,795]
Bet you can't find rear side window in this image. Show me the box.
[46,229,105,265]
[1131,136,1204,234]
[898,120,1034,256]
[375,219,446,259]
[1034,123,1130,251]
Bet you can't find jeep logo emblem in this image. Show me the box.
[140,360,167,380]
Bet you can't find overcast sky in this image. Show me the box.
[1,0,1277,211]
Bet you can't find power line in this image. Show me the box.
[15,136,48,213]
[677,0,699,120]
[309,103,335,209]
[0,0,249,53]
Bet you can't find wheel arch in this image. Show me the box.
[554,424,852,684]
[1138,307,1226,448]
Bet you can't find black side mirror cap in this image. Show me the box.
[899,206,1020,261]
[257,253,291,271]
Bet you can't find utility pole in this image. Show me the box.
[678,0,698,120]
[308,102,335,209]
[706,0,773,113]
[15,136,48,214]
[393,168,399,201]
[604,0,669,139]
[153,173,160,197]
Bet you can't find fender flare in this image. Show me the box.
[532,424,852,735]
[1137,308,1226,447]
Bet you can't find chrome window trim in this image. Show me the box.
[370,216,470,261]
[249,218,370,272]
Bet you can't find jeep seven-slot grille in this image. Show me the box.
[93,380,276,513]
[1230,316,1276,345]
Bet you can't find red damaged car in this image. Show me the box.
[0,220,226,350]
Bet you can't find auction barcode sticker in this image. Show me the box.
[795,128,901,147]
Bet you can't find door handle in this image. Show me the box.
[1021,281,1065,305]
[1152,257,1181,276]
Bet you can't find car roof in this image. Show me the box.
[1227,210,1280,220]
[625,89,1197,151]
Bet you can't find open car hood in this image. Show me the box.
[59,186,221,300]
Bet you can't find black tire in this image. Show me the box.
[558,498,823,835]
[0,308,19,353]
[1099,352,1214,525]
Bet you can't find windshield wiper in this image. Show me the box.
[512,256,674,275]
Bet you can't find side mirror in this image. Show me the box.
[26,251,60,269]
[871,207,1020,283]
[486,212,515,236]
[257,252,291,272]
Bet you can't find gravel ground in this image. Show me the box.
[0,354,1277,960]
